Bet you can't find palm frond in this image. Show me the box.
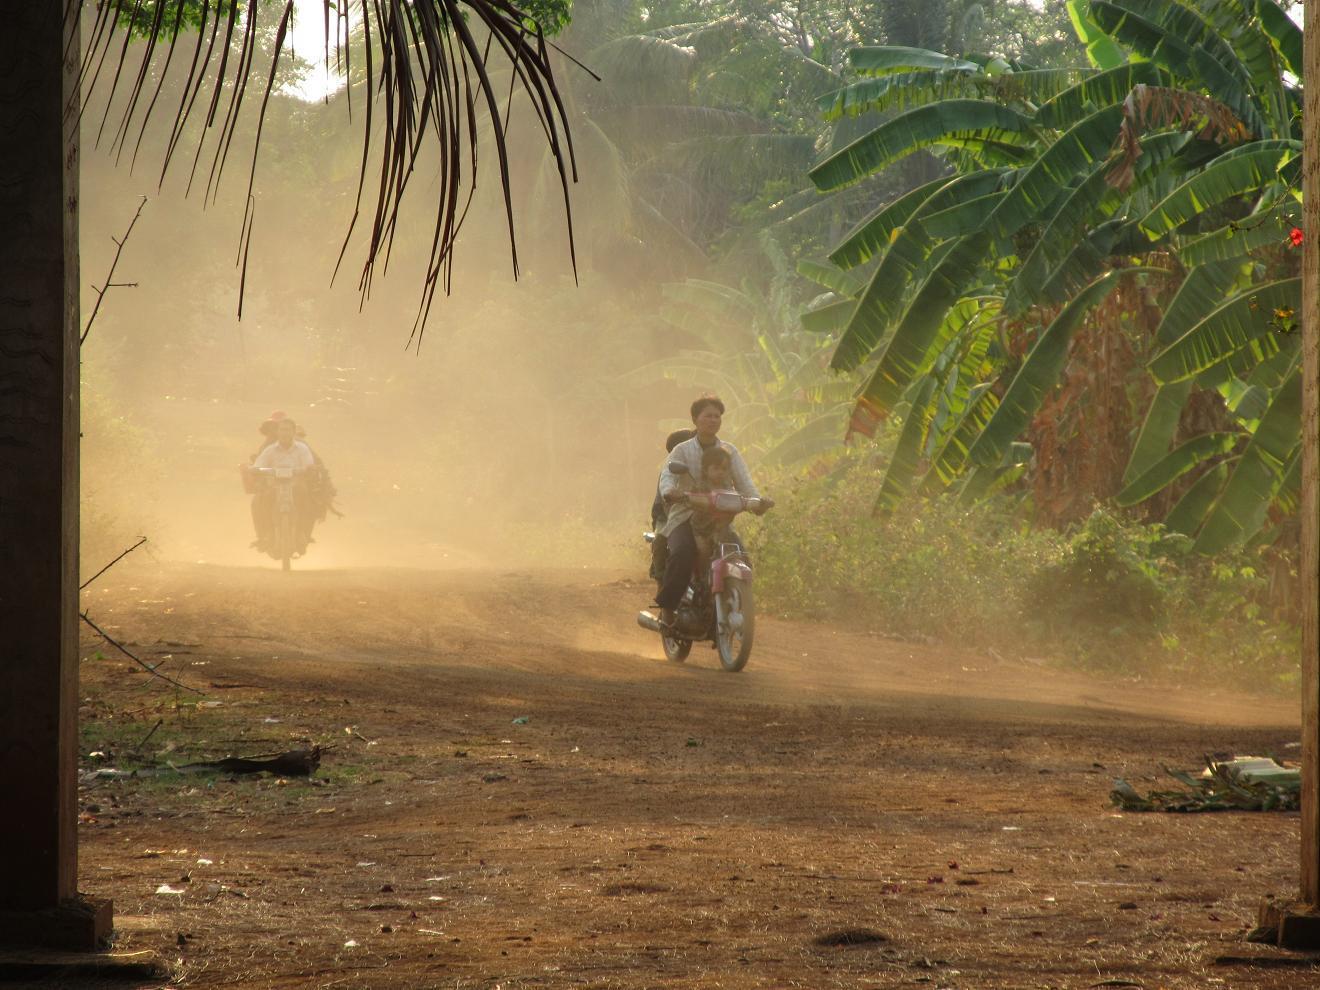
[80,0,582,338]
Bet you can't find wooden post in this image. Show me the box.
[0,2,111,949]
[1302,0,1320,915]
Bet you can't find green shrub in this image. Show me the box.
[743,457,1299,692]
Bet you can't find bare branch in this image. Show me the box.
[81,195,147,346]
[81,536,148,591]
[80,611,206,695]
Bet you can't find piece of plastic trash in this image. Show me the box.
[155,884,186,895]
[512,716,530,725]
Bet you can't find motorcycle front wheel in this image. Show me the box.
[663,635,691,662]
[275,512,295,572]
[716,580,754,672]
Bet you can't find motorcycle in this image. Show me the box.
[637,462,771,672]
[249,466,307,571]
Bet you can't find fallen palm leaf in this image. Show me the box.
[1111,756,1299,813]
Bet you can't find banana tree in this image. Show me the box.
[803,0,1303,548]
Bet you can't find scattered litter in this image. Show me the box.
[1001,826,1021,831]
[1112,757,1300,813]
[425,876,450,882]
[262,717,282,724]
[428,896,445,902]
[685,738,702,748]
[343,940,358,949]
[417,929,445,937]
[356,862,377,868]
[196,858,213,866]
[512,716,530,725]
[155,884,186,896]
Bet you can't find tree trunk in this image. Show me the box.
[0,2,102,944]
[1301,0,1320,911]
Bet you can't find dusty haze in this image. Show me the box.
[78,27,707,574]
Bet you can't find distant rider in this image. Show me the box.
[251,418,316,553]
[654,395,767,631]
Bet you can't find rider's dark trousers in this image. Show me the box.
[655,521,741,611]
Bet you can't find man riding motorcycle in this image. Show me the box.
[250,418,317,555]
[654,395,768,631]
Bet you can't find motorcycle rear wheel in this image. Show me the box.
[716,580,753,672]
[662,635,691,662]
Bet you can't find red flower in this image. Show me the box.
[1289,226,1304,247]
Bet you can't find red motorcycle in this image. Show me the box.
[638,464,771,672]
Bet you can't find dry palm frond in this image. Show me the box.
[1107,84,1249,192]
[74,0,587,342]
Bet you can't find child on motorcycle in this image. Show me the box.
[689,446,738,567]
[648,428,697,581]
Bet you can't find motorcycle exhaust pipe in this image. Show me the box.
[637,610,663,633]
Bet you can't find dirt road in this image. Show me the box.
[74,562,1309,988]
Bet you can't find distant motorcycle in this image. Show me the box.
[637,462,771,672]
[249,466,307,571]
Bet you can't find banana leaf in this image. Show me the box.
[1193,364,1300,553]
[810,100,1034,192]
[1197,0,1291,133]
[1006,131,1189,315]
[1254,0,1303,79]
[847,47,981,76]
[829,172,1002,270]
[1115,432,1241,506]
[1122,379,1193,484]
[830,177,1005,371]
[801,297,855,334]
[1148,277,1300,384]
[851,233,993,417]
[1100,0,1255,94]
[1153,260,1246,346]
[875,378,937,515]
[986,103,1125,240]
[796,259,865,298]
[967,270,1127,469]
[920,192,1009,239]
[1035,221,1138,309]
[1067,0,1129,70]
[1089,1,1263,137]
[819,68,983,120]
[1164,458,1233,535]
[1036,61,1165,128]
[758,411,848,469]
[1179,198,1301,265]
[1137,140,1299,239]
[921,383,999,493]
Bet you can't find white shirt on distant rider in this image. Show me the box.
[254,440,315,472]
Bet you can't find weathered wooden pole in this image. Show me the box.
[1303,0,1320,916]
[0,2,110,949]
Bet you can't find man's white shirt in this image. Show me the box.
[254,440,315,472]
